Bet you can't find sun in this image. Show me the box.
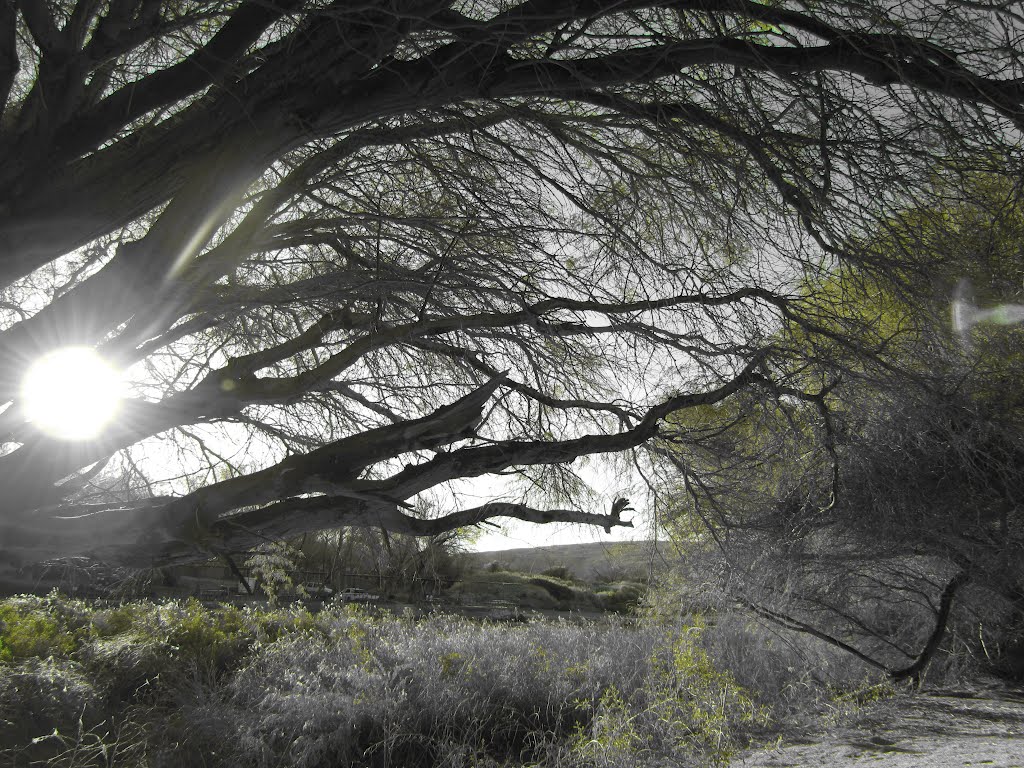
[22,347,124,440]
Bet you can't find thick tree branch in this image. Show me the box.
[51,0,306,160]
[891,569,971,684]
[1,11,1018,291]
[0,358,763,567]
[0,287,776,497]
[0,0,18,116]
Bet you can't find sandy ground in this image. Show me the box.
[737,686,1024,768]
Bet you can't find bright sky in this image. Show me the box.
[471,514,653,552]
[438,452,659,552]
[21,347,124,441]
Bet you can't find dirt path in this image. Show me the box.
[738,687,1024,768]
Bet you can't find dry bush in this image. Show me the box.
[173,606,773,767]
[696,612,886,721]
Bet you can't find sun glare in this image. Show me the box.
[22,347,123,440]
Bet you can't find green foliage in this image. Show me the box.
[642,575,893,724]
[0,594,334,766]
[89,602,149,638]
[0,597,83,661]
[659,174,1024,687]
[180,606,780,767]
[595,581,647,613]
[529,575,579,602]
[785,174,1024,420]
[149,599,251,668]
[795,175,1024,397]
[244,541,306,606]
[182,609,661,766]
[573,617,767,766]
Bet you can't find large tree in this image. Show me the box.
[0,0,1022,578]
[658,177,1024,681]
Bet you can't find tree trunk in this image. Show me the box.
[891,570,970,685]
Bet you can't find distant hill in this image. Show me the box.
[461,540,675,583]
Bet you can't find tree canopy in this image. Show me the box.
[1,0,1022,579]
[658,175,1024,681]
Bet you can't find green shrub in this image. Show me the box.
[0,600,80,660]
[529,575,576,602]
[171,608,778,768]
[646,618,769,761]
[74,599,245,705]
[159,599,250,667]
[89,603,150,638]
[596,581,646,613]
[540,565,573,580]
[178,612,641,766]
[244,541,305,606]
[252,603,322,644]
[573,617,768,767]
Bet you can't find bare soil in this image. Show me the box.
[738,684,1024,768]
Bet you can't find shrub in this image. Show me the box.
[573,617,768,767]
[173,607,775,768]
[528,575,576,602]
[245,541,306,606]
[89,602,150,638]
[540,565,573,581]
[596,581,646,613]
[696,611,882,718]
[0,597,83,660]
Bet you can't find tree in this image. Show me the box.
[1,1,1022,580]
[659,177,1024,682]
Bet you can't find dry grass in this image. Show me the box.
[0,592,892,767]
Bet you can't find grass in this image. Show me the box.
[0,591,887,767]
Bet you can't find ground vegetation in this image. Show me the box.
[0,592,877,767]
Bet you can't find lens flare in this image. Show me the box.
[952,279,1024,348]
[22,347,123,440]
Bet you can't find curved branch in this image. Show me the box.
[891,569,970,684]
[0,288,776,496]
[0,357,764,568]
